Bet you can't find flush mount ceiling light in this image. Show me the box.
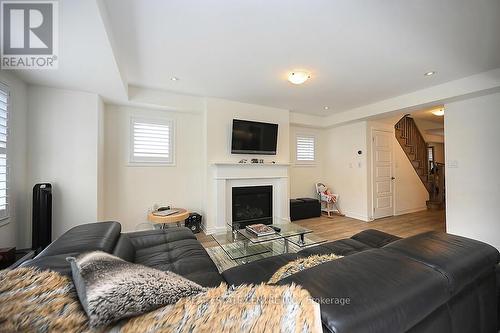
[432,108,445,116]
[424,71,436,76]
[288,71,311,85]
[323,106,330,110]
[170,77,179,81]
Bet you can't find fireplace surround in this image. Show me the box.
[208,162,290,234]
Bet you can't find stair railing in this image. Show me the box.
[395,115,429,189]
[429,162,445,202]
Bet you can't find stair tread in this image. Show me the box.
[395,115,438,196]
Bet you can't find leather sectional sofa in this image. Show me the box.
[20,222,499,333]
[20,222,223,287]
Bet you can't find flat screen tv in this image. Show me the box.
[231,119,278,155]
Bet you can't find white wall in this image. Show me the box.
[367,120,429,217]
[289,125,325,199]
[102,105,204,232]
[323,118,428,221]
[97,97,105,220]
[392,138,429,214]
[0,72,28,248]
[204,98,290,232]
[27,86,100,239]
[445,92,500,250]
[323,121,369,221]
[414,118,445,143]
[205,98,290,163]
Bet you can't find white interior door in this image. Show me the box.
[372,130,394,219]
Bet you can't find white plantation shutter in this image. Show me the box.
[296,135,315,162]
[0,84,8,219]
[130,118,174,164]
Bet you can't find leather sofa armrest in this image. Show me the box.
[384,232,499,295]
[351,229,401,248]
[125,227,195,250]
[36,221,122,257]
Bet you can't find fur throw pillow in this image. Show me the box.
[269,253,343,283]
[68,251,205,328]
[0,267,322,333]
[0,267,89,332]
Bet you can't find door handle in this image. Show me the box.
[391,177,395,180]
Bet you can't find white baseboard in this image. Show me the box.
[203,225,227,235]
[344,212,370,222]
[395,206,427,216]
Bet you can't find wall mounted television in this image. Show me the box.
[231,119,278,155]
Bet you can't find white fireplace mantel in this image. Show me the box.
[207,162,290,234]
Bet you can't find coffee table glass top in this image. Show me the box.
[237,228,284,243]
[286,233,326,248]
[239,223,312,243]
[273,223,312,238]
[211,221,325,263]
[211,230,249,245]
[212,231,271,260]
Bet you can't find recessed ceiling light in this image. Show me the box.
[424,71,436,76]
[288,71,311,85]
[323,106,330,110]
[432,108,445,116]
[170,77,179,81]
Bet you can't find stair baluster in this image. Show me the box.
[394,115,444,210]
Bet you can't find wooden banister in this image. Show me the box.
[395,115,429,190]
[395,115,445,209]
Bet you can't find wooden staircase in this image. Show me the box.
[395,115,445,210]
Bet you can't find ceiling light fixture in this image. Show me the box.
[288,71,310,85]
[424,71,436,76]
[432,108,445,116]
[323,106,330,110]
[170,77,179,81]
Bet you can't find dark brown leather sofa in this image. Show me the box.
[20,222,499,332]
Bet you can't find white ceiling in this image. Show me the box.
[8,0,500,116]
[103,0,500,115]
[411,107,445,124]
[13,0,127,101]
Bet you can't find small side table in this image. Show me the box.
[147,208,189,229]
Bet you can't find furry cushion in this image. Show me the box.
[269,253,343,283]
[0,267,322,333]
[0,268,89,332]
[68,251,205,328]
[116,282,321,333]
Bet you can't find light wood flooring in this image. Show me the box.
[196,209,446,248]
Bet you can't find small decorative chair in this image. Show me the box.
[315,183,343,217]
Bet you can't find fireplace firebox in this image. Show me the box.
[232,185,272,228]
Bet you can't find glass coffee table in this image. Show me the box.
[212,220,326,264]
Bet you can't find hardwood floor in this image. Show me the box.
[196,231,219,248]
[196,209,446,248]
[294,209,445,242]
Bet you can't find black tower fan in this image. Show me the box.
[32,183,52,253]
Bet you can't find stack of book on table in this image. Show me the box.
[245,224,276,237]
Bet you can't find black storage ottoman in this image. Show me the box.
[290,197,321,221]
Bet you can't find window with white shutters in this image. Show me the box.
[296,135,315,163]
[427,146,434,162]
[130,118,174,165]
[0,83,9,219]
